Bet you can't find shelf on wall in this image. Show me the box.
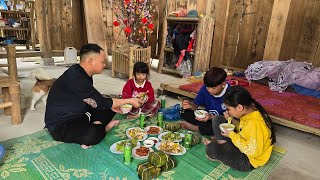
[166,17,199,22]
[0,10,31,15]
[0,27,29,31]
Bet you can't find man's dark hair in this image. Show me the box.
[80,44,104,60]
[203,67,227,87]
[133,62,149,75]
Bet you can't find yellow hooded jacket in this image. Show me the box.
[229,111,273,168]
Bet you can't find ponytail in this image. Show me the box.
[252,99,276,144]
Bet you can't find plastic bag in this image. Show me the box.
[177,59,192,77]
[159,104,181,121]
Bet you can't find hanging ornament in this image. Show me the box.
[147,23,154,30]
[124,26,132,35]
[113,21,120,26]
[141,17,148,24]
[124,0,131,5]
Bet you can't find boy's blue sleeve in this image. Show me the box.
[193,85,205,106]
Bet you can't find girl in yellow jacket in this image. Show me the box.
[205,86,276,171]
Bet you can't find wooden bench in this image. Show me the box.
[0,45,22,125]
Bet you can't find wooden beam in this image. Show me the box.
[263,0,292,60]
[83,0,108,68]
[157,0,166,57]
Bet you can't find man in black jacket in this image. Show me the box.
[45,44,142,149]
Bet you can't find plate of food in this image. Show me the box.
[158,132,184,142]
[126,127,148,141]
[155,141,186,156]
[132,146,154,160]
[110,139,140,154]
[144,126,163,135]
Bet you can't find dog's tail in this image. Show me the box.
[30,68,52,81]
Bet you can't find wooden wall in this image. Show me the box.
[41,0,320,67]
[264,0,320,67]
[48,0,86,51]
[165,0,320,69]
[210,0,274,69]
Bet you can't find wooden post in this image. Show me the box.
[9,85,22,125]
[128,47,134,79]
[29,1,36,50]
[7,45,18,82]
[263,0,292,60]
[157,0,166,58]
[35,0,54,65]
[157,16,167,73]
[83,0,108,68]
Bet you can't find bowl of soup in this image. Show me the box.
[194,110,207,119]
[219,123,235,133]
[120,104,132,114]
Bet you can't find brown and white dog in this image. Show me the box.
[30,69,56,110]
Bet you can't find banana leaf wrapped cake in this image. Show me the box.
[137,162,161,180]
[148,151,170,167]
[161,157,176,172]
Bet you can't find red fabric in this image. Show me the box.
[122,79,155,103]
[187,38,194,52]
[175,49,186,68]
[179,76,320,129]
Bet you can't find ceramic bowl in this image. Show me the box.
[147,137,160,144]
[194,110,207,119]
[143,139,154,148]
[219,123,235,133]
[120,104,132,114]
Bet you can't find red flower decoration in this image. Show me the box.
[123,19,128,25]
[113,21,120,27]
[147,23,154,30]
[141,17,148,24]
[124,26,132,35]
[124,0,130,5]
[137,0,144,3]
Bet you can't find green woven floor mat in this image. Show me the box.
[0,117,285,179]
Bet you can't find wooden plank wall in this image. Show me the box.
[43,0,320,67]
[284,0,320,67]
[211,0,274,69]
[49,0,86,51]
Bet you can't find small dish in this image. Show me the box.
[143,139,154,148]
[147,137,160,144]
